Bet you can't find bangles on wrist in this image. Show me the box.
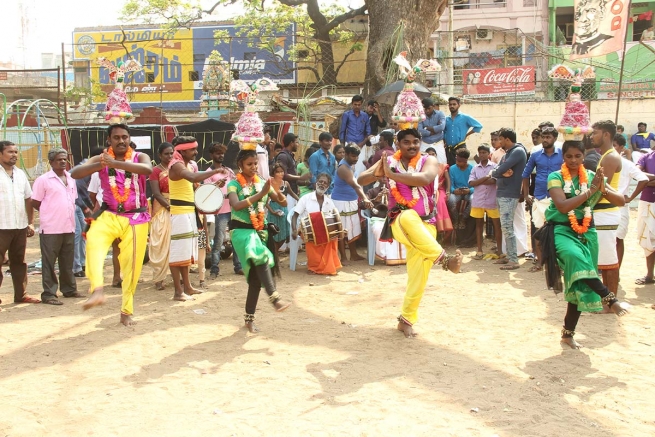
[246,197,252,206]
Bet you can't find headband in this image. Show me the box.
[174,141,198,151]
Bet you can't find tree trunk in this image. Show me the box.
[316,29,338,86]
[364,0,447,97]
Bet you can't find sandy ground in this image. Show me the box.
[1,211,654,437]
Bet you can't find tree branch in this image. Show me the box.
[334,45,359,77]
[324,5,368,33]
[277,0,310,6]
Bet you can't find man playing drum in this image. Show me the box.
[168,136,226,301]
[358,128,463,338]
[291,172,343,275]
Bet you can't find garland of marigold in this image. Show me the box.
[561,163,592,234]
[107,146,134,213]
[236,173,266,231]
[389,150,421,209]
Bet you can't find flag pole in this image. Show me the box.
[614,1,633,124]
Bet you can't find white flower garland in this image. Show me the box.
[562,170,590,224]
[243,179,266,216]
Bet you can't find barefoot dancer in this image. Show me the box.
[358,128,463,338]
[228,149,291,333]
[70,124,152,326]
[168,136,225,302]
[539,141,629,349]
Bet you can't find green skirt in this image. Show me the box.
[231,228,274,280]
[554,226,602,312]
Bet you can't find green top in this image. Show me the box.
[297,162,312,197]
[545,169,601,222]
[227,178,274,224]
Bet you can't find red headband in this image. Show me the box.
[174,141,198,151]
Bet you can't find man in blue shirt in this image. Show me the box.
[444,97,483,166]
[521,126,563,272]
[630,122,655,164]
[339,95,371,147]
[418,98,446,155]
[309,132,336,192]
[448,148,474,230]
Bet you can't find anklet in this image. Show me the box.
[268,291,281,304]
[440,254,452,271]
[601,292,617,306]
[397,315,412,326]
[244,313,255,322]
[561,328,575,338]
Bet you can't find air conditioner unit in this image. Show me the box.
[476,29,493,40]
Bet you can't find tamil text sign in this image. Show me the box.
[463,66,535,98]
[597,81,655,99]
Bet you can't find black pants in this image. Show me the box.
[0,228,28,302]
[245,263,277,316]
[445,144,465,166]
[39,233,78,300]
[563,278,615,335]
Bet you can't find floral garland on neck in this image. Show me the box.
[236,173,266,231]
[388,150,421,209]
[107,146,134,213]
[561,163,591,234]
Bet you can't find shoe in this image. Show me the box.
[524,252,536,260]
[209,272,218,280]
[74,271,85,278]
[236,269,244,275]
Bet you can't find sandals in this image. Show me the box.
[42,298,63,305]
[528,265,543,273]
[500,264,520,271]
[635,276,655,285]
[493,259,509,265]
[472,252,484,260]
[17,296,41,304]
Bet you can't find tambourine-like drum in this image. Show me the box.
[194,184,224,214]
[300,211,343,245]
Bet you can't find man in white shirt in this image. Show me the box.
[614,134,649,269]
[0,141,41,306]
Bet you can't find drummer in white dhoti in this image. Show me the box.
[168,136,226,301]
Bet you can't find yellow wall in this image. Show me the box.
[296,40,368,84]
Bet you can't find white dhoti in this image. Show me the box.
[169,213,199,267]
[334,199,361,242]
[594,209,620,269]
[502,202,529,256]
[632,149,647,164]
[616,206,630,240]
[531,197,551,229]
[370,217,407,265]
[637,200,655,256]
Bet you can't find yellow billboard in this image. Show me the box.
[73,28,196,107]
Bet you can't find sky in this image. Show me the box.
[0,0,365,69]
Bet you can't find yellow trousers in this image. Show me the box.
[391,210,444,325]
[86,212,149,315]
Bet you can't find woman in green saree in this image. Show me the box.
[544,140,630,349]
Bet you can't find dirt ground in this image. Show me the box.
[1,211,654,437]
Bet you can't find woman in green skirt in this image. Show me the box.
[227,149,291,333]
[543,140,629,349]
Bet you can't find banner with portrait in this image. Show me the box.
[570,0,630,60]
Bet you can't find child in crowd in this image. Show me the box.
[448,147,474,230]
[468,144,502,259]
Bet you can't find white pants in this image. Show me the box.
[421,141,447,164]
[502,201,529,256]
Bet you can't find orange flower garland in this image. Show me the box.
[389,150,422,209]
[561,163,592,234]
[236,173,266,231]
[107,145,134,212]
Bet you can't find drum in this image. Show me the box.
[194,184,224,214]
[300,211,343,245]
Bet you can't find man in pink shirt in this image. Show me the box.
[205,143,243,279]
[32,148,84,305]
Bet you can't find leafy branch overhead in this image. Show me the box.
[121,0,368,85]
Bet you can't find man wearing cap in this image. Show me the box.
[418,98,446,162]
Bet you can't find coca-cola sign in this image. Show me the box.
[463,66,535,97]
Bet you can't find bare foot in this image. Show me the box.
[82,289,106,311]
[173,293,195,301]
[397,320,418,338]
[155,281,165,290]
[561,337,582,349]
[274,299,291,312]
[307,270,318,275]
[185,286,204,295]
[610,301,630,317]
[120,313,137,326]
[340,259,350,266]
[597,304,613,314]
[350,254,365,262]
[447,250,463,273]
[245,321,260,333]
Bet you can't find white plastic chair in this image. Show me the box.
[366,216,376,266]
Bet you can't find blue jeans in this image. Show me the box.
[497,197,519,263]
[73,205,86,273]
[210,212,242,275]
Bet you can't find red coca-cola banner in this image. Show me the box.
[462,66,535,97]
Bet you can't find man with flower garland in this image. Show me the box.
[168,136,226,302]
[70,124,152,326]
[358,128,463,338]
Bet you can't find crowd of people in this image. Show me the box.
[2,96,653,345]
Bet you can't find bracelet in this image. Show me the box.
[590,183,597,190]
[246,197,252,206]
[585,190,590,199]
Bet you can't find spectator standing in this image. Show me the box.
[418,98,446,161]
[339,95,371,147]
[276,133,311,210]
[469,144,502,259]
[443,97,483,166]
[0,141,40,308]
[73,147,103,277]
[309,132,337,191]
[366,100,387,135]
[32,148,83,305]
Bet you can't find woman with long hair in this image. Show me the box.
[267,163,298,252]
[148,142,174,290]
[227,149,291,333]
[540,141,629,349]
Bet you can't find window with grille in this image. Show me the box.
[145,72,155,83]
[189,71,199,81]
[503,45,523,66]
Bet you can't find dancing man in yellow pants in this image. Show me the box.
[71,124,152,326]
[359,128,463,337]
